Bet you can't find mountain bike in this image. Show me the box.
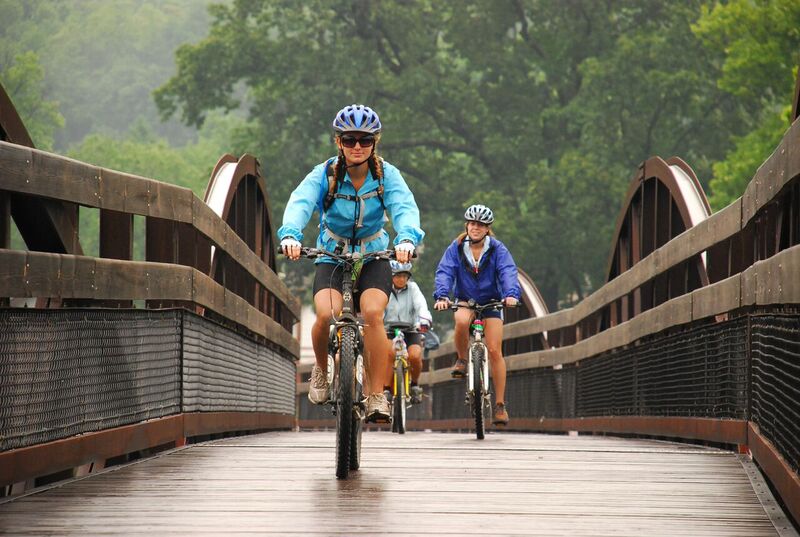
[450,299,507,440]
[385,322,420,434]
[296,246,396,479]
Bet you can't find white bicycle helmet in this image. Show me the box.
[390,260,413,275]
[464,204,494,224]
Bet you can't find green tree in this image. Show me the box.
[0,0,217,150]
[155,0,774,309]
[0,51,64,150]
[693,0,800,209]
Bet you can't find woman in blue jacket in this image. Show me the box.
[433,204,520,425]
[280,104,424,423]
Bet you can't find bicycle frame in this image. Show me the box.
[467,319,490,398]
[293,246,396,478]
[391,328,411,399]
[451,299,505,439]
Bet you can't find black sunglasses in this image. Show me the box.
[340,134,376,148]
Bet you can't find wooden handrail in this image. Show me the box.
[0,141,300,321]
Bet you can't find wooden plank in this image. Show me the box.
[742,120,800,224]
[0,248,26,297]
[506,346,573,371]
[0,250,298,356]
[748,422,800,527]
[99,210,132,260]
[182,412,293,438]
[693,274,741,321]
[0,431,785,536]
[0,191,10,249]
[0,416,185,486]
[742,245,800,306]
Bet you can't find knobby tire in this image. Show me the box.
[349,351,364,471]
[393,363,407,434]
[471,342,486,440]
[335,326,357,479]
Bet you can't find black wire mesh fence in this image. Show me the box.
[0,308,296,452]
[577,316,749,418]
[750,314,800,475]
[420,313,796,472]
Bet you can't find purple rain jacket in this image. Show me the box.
[433,236,521,304]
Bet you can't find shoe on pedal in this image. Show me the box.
[307,365,329,405]
[492,402,509,426]
[410,384,423,404]
[451,359,467,378]
[365,393,390,423]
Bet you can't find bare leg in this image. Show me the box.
[408,344,423,383]
[453,305,473,361]
[312,289,343,371]
[484,317,506,403]
[360,288,390,395]
[385,337,395,390]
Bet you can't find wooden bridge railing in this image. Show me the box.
[0,141,301,496]
[0,141,300,352]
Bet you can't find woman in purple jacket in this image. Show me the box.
[433,204,521,426]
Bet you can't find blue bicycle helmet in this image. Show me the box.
[332,104,382,134]
[390,260,413,275]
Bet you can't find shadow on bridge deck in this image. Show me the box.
[0,431,793,536]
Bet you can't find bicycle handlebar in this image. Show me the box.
[449,299,517,313]
[294,247,398,262]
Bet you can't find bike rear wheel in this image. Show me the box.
[335,326,357,479]
[392,363,407,434]
[470,342,486,440]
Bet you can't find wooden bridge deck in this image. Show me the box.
[0,431,790,536]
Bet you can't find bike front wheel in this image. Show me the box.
[392,363,407,434]
[335,326,357,479]
[349,351,364,470]
[470,342,486,440]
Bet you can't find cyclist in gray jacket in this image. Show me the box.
[384,261,432,403]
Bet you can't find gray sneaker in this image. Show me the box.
[365,393,390,423]
[307,365,329,405]
[410,384,423,404]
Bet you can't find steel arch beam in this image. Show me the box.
[604,156,711,323]
[204,153,287,326]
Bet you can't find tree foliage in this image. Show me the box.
[693,0,800,209]
[157,0,775,311]
[4,0,795,314]
[0,0,214,150]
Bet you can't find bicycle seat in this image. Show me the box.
[385,322,414,332]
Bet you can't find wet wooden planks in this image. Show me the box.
[0,431,786,536]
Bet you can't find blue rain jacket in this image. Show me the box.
[433,236,521,303]
[277,158,424,264]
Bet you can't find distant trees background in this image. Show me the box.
[2,0,798,317]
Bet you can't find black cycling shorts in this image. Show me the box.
[385,329,425,348]
[313,259,392,299]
